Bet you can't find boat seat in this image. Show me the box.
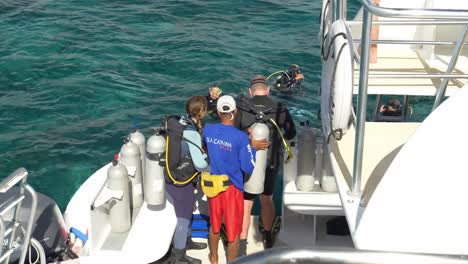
[283,181,344,216]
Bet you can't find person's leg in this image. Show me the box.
[224,185,244,261]
[370,0,381,63]
[173,218,203,264]
[240,199,254,240]
[208,195,223,264]
[169,184,203,263]
[259,194,275,232]
[187,217,207,251]
[260,168,277,248]
[174,218,190,250]
[208,226,219,264]
[240,192,255,256]
[227,235,240,262]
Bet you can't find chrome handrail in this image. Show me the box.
[0,168,38,264]
[354,39,468,45]
[352,6,372,195]
[232,248,468,264]
[361,0,468,19]
[367,74,468,78]
[348,20,468,25]
[350,1,468,195]
[433,25,468,110]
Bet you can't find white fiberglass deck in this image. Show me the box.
[353,46,468,96]
[328,122,419,231]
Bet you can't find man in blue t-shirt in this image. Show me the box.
[203,95,256,263]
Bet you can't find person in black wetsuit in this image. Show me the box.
[379,98,402,116]
[234,75,296,253]
[206,83,222,117]
[273,64,304,93]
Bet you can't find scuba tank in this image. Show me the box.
[321,151,338,192]
[244,122,269,194]
[144,128,166,206]
[120,137,144,208]
[107,154,131,232]
[129,124,146,179]
[283,140,298,183]
[296,121,317,191]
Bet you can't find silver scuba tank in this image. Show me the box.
[244,122,269,194]
[129,124,146,179]
[107,154,131,232]
[283,140,298,184]
[120,137,144,208]
[296,121,317,191]
[144,128,166,206]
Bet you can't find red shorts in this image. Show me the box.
[208,185,243,243]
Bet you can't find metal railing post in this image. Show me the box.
[352,8,373,195]
[334,0,346,21]
[432,25,468,110]
[18,184,38,264]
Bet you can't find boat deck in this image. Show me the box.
[353,46,468,96]
[186,214,354,264]
[329,122,420,230]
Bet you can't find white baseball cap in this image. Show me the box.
[217,95,236,113]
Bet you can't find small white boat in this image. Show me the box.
[2,1,468,263]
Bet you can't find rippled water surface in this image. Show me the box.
[0,0,371,210]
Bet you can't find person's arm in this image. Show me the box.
[183,130,208,171]
[379,104,386,113]
[239,135,256,175]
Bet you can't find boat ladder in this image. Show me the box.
[0,168,46,264]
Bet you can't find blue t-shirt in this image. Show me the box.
[203,123,256,192]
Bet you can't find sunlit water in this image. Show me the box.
[1,0,431,212]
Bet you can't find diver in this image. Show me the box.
[234,75,296,253]
[206,83,222,117]
[164,96,209,264]
[267,64,305,93]
[379,98,402,117]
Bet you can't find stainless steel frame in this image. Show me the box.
[232,248,468,264]
[0,168,38,264]
[350,1,468,194]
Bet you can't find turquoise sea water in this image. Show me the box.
[1,0,431,212]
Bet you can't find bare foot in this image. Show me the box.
[209,253,218,264]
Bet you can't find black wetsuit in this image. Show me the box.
[206,94,218,116]
[234,95,296,199]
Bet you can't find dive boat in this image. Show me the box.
[2,0,468,263]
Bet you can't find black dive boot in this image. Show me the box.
[186,238,207,250]
[262,230,274,249]
[173,248,202,264]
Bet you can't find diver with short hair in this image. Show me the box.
[235,75,296,252]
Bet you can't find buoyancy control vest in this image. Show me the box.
[235,95,296,170]
[161,115,201,186]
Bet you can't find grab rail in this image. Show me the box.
[350,1,468,195]
[354,39,468,45]
[0,168,38,264]
[348,20,468,25]
[433,25,468,110]
[361,0,468,19]
[232,248,468,264]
